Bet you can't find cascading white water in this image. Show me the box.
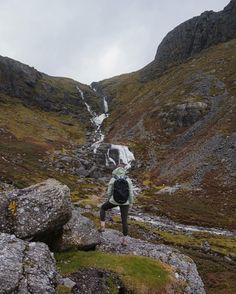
[103,97,109,114]
[107,144,135,169]
[77,85,135,168]
[76,86,94,116]
[77,86,106,152]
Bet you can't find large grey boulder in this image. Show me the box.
[98,229,206,294]
[0,179,72,242]
[0,233,58,294]
[57,209,101,251]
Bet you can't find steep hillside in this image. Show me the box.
[92,20,236,230]
[0,56,103,186]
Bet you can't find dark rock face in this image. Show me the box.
[0,55,99,121]
[0,233,58,293]
[56,209,101,251]
[144,0,236,76]
[0,56,42,99]
[158,101,209,132]
[0,179,72,243]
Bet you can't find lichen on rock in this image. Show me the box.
[0,233,59,293]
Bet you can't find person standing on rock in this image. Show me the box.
[99,162,134,246]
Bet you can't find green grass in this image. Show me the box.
[57,285,72,294]
[55,251,172,293]
[0,98,86,144]
[158,230,236,257]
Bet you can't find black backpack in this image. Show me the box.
[113,175,130,204]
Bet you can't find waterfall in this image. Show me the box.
[76,86,94,117]
[77,85,106,152]
[106,144,135,169]
[103,97,109,114]
[77,85,135,168]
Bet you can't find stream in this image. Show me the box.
[128,210,236,237]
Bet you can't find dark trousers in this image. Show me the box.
[100,201,129,236]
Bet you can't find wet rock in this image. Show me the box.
[56,209,101,251]
[95,143,111,166]
[0,233,58,293]
[0,179,72,243]
[98,229,206,294]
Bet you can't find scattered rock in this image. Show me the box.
[157,184,181,194]
[62,277,77,289]
[201,240,211,253]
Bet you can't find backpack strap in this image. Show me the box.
[113,175,127,180]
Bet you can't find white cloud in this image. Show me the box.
[0,0,230,84]
[98,45,121,76]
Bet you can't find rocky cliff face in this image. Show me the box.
[0,55,102,117]
[143,0,236,77]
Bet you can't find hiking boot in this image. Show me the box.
[98,221,105,233]
[121,237,128,246]
[98,227,105,233]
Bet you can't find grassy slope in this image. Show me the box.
[0,71,99,188]
[55,251,182,294]
[98,39,236,230]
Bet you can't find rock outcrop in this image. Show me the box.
[144,0,236,76]
[56,209,101,251]
[0,54,101,118]
[0,233,58,293]
[158,101,209,133]
[0,179,72,243]
[0,55,42,99]
[98,229,206,294]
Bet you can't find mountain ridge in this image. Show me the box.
[141,0,236,79]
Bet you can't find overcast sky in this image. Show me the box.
[0,0,229,84]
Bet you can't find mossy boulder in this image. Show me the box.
[0,179,72,244]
